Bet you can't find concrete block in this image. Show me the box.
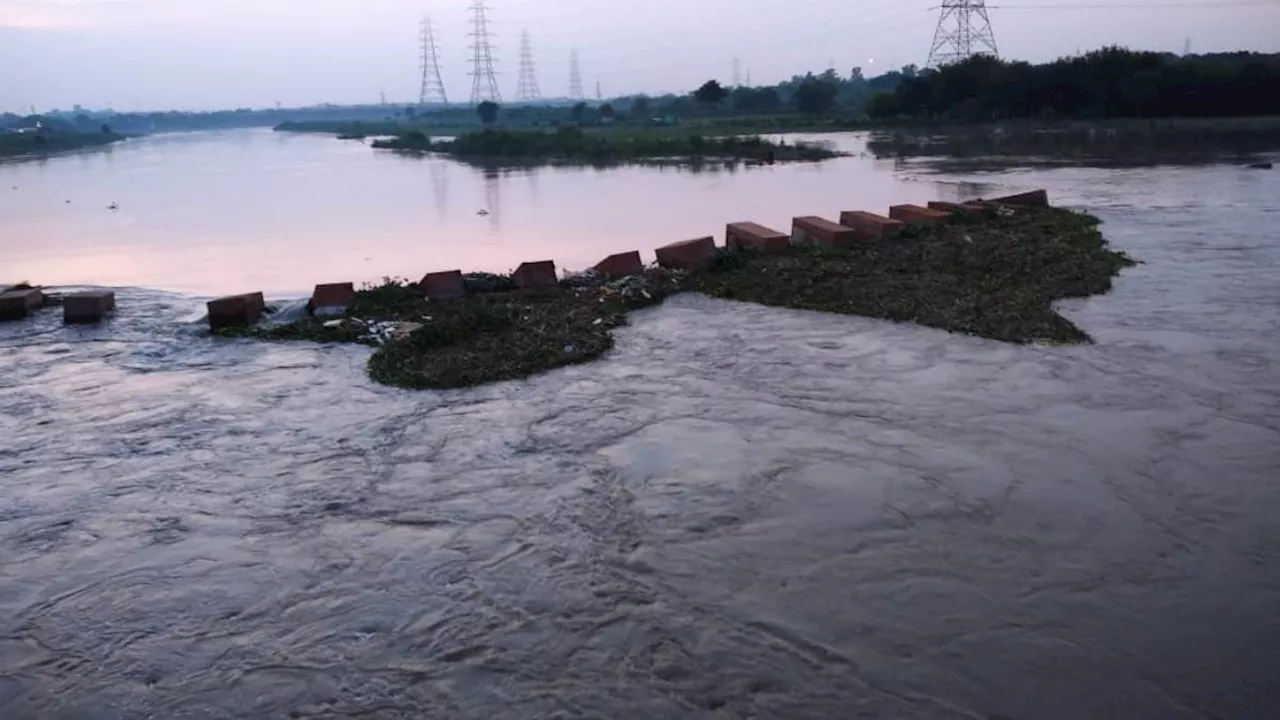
[927,201,995,217]
[791,216,858,248]
[309,282,356,318]
[889,204,952,226]
[208,292,263,330]
[244,292,266,315]
[0,287,43,321]
[726,222,790,253]
[63,290,116,324]
[655,236,716,272]
[595,251,644,279]
[838,211,905,242]
[514,261,558,289]
[421,270,466,300]
[987,189,1049,207]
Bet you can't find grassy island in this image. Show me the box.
[370,128,840,165]
[0,131,124,159]
[217,204,1135,390]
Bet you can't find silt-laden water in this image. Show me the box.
[1,135,1278,718]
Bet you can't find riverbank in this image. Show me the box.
[275,119,475,138]
[217,203,1134,390]
[867,115,1280,161]
[0,132,125,159]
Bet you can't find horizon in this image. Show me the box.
[2,0,1279,114]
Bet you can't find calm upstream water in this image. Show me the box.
[1,129,984,296]
[1,130,1279,719]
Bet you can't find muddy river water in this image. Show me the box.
[1,131,1278,718]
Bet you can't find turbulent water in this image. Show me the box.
[2,134,1279,719]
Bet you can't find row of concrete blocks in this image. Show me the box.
[204,189,1049,330]
[0,287,117,324]
[654,188,1051,270]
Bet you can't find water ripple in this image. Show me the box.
[2,165,1279,719]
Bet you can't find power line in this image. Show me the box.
[418,16,448,105]
[468,0,501,105]
[987,0,1274,7]
[928,1,999,67]
[568,50,584,101]
[514,29,542,103]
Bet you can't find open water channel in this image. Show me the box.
[1,130,1278,719]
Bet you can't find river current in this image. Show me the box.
[1,132,1278,718]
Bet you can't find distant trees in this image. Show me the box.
[477,101,500,125]
[694,80,729,107]
[598,103,616,121]
[571,102,588,123]
[629,96,652,119]
[867,47,1280,121]
[730,86,782,113]
[795,77,839,114]
[864,92,899,119]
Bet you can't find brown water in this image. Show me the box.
[1,132,1279,719]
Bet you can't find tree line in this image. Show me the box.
[866,48,1280,122]
[613,66,906,120]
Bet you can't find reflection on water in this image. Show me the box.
[1,131,1278,719]
[0,129,1000,296]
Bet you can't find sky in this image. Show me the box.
[1,0,1278,113]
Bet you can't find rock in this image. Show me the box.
[838,210,905,241]
[725,222,790,253]
[514,261,558,290]
[889,204,952,226]
[309,282,356,316]
[594,251,645,279]
[791,217,858,248]
[1246,162,1273,170]
[0,287,44,321]
[207,292,264,330]
[63,290,116,324]
[655,236,716,271]
[421,270,466,299]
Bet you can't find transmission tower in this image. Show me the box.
[468,0,501,105]
[927,1,998,68]
[733,58,741,86]
[595,81,602,101]
[514,30,541,102]
[419,17,448,105]
[568,50,584,101]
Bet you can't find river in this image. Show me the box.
[1,130,1278,719]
